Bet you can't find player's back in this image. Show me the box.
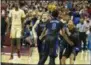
[46,18,63,36]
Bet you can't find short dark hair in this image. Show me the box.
[51,10,59,18]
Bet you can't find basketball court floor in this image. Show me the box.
[1,46,91,65]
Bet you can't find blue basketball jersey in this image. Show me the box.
[46,19,64,36]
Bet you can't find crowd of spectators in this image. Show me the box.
[1,0,91,50]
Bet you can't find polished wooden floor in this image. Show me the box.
[1,47,91,64]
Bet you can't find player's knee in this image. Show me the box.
[59,53,63,60]
[16,38,21,49]
[11,38,16,46]
[49,53,57,58]
[70,53,75,60]
[61,56,66,62]
[17,46,20,50]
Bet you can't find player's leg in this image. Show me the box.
[37,38,43,60]
[70,53,75,64]
[60,56,67,65]
[1,17,7,49]
[79,32,83,51]
[60,48,68,65]
[1,33,5,48]
[25,36,33,56]
[61,45,72,65]
[1,34,5,52]
[38,44,49,65]
[25,36,32,46]
[10,27,16,59]
[38,36,49,65]
[10,38,16,59]
[70,46,80,64]
[16,38,21,58]
[49,36,58,65]
[82,33,87,50]
[59,40,66,65]
[81,32,87,51]
[16,28,22,58]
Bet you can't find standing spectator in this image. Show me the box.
[76,18,87,51]
[1,1,8,48]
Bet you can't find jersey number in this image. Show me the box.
[52,23,56,30]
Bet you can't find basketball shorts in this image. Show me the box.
[10,25,22,38]
[59,39,80,59]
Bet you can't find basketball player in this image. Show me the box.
[38,10,74,65]
[32,13,49,60]
[8,3,26,59]
[60,20,80,64]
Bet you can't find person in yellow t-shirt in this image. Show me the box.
[8,3,26,59]
[48,2,56,13]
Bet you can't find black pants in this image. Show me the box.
[38,35,58,65]
[1,26,6,48]
[79,32,87,50]
[1,17,7,48]
[1,34,5,48]
[37,38,43,60]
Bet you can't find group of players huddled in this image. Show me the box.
[1,0,91,65]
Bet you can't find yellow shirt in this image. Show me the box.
[48,4,56,12]
[9,8,26,26]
